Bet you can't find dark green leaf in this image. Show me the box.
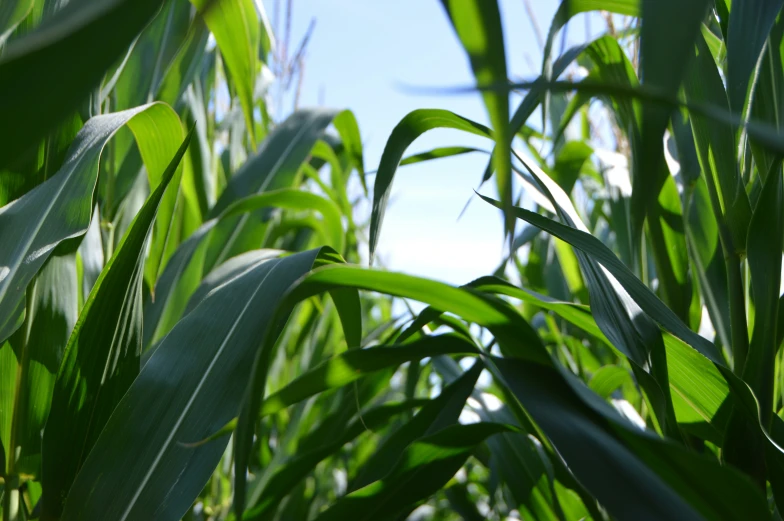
[0,0,163,168]
[41,127,193,520]
[350,361,483,491]
[59,248,340,520]
[312,422,510,521]
[726,0,783,111]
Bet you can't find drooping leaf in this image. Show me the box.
[513,152,680,437]
[427,275,731,443]
[260,334,477,418]
[493,356,770,521]
[0,103,185,345]
[144,188,344,348]
[369,109,491,261]
[541,0,639,138]
[478,193,720,362]
[231,262,549,518]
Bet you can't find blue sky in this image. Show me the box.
[261,0,597,284]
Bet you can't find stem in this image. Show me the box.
[698,152,747,369]
[726,255,749,374]
[3,480,19,521]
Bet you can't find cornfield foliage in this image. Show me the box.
[3,0,784,519]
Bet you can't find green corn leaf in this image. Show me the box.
[589,366,632,399]
[480,276,728,439]
[0,0,34,43]
[0,341,12,476]
[433,356,573,519]
[333,110,367,192]
[205,109,348,270]
[143,188,344,348]
[556,35,640,147]
[0,254,77,480]
[142,219,215,350]
[543,0,639,75]
[228,190,344,252]
[242,400,428,520]
[77,206,105,304]
[349,361,483,491]
[0,103,184,346]
[480,187,784,470]
[0,111,83,209]
[478,193,720,361]
[209,111,347,217]
[726,0,783,112]
[260,335,477,416]
[493,78,784,161]
[181,250,282,320]
[41,126,193,520]
[551,141,593,196]
[110,0,192,111]
[724,159,784,482]
[646,174,692,323]
[232,264,548,518]
[444,483,486,521]
[137,112,187,290]
[683,150,731,350]
[0,0,163,168]
[190,0,260,144]
[493,356,770,521]
[279,265,548,365]
[369,109,491,261]
[440,0,512,244]
[156,15,211,109]
[58,247,341,521]
[635,0,710,241]
[478,43,591,189]
[541,0,639,138]
[416,275,729,443]
[556,34,692,321]
[683,34,752,253]
[748,17,784,180]
[311,422,511,521]
[400,146,486,167]
[512,152,680,437]
[233,245,363,520]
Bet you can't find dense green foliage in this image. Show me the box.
[3,0,784,519]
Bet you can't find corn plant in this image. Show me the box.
[4,0,784,520]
